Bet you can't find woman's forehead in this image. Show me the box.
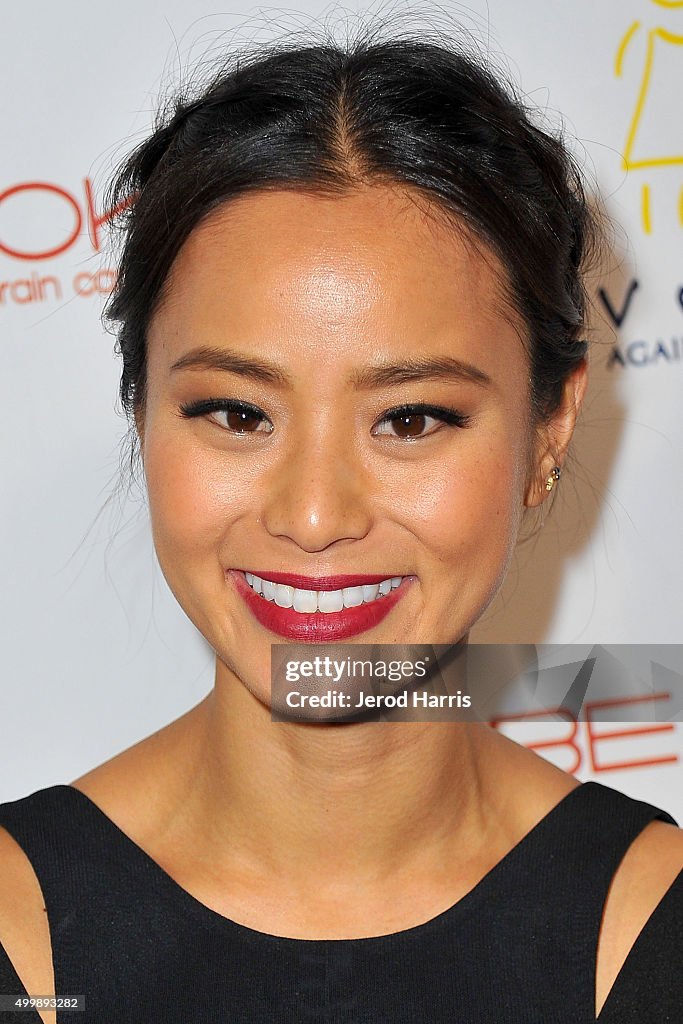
[153,186,522,345]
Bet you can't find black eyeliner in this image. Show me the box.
[177,398,471,430]
[380,402,471,427]
[178,398,266,419]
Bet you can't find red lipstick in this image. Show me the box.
[242,571,394,591]
[227,570,415,642]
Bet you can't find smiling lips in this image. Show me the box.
[228,569,414,641]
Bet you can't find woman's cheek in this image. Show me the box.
[144,432,251,565]
[141,438,250,650]
[408,446,520,552]
[412,444,526,629]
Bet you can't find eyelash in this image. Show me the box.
[177,398,471,439]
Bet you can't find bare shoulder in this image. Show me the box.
[0,727,184,1024]
[0,825,56,1023]
[0,725,186,1024]
[596,817,683,1016]
[69,698,208,828]
[489,730,683,1014]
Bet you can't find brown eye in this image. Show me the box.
[178,399,273,434]
[373,404,470,441]
[391,413,428,439]
[220,407,266,433]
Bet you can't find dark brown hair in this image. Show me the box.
[105,23,598,454]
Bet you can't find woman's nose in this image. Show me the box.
[260,436,374,553]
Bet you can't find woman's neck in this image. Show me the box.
[71,655,577,937]
[175,665,509,889]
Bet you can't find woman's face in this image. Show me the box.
[140,185,556,703]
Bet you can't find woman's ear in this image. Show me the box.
[524,358,589,509]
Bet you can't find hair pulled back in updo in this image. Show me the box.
[105,18,599,458]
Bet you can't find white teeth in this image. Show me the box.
[274,584,294,608]
[293,588,318,613]
[242,573,405,614]
[318,589,344,613]
[341,586,364,607]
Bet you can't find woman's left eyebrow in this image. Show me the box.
[349,356,493,390]
[170,346,493,390]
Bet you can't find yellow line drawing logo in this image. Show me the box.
[615,2,683,231]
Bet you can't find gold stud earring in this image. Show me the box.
[545,465,561,492]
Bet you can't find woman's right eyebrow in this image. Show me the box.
[170,346,289,385]
[169,346,493,391]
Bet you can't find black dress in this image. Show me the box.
[0,780,680,1023]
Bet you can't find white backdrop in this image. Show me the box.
[1,2,681,815]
